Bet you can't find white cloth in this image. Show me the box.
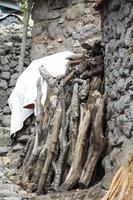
[8,51,74,135]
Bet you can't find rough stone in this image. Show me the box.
[0,90,9,107]
[1,72,11,80]
[47,11,61,19]
[125,27,133,46]
[0,56,9,65]
[10,60,18,69]
[3,106,11,114]
[0,147,10,156]
[2,115,11,127]
[66,3,85,20]
[115,94,130,113]
[32,0,48,21]
[82,15,95,24]
[12,143,24,151]
[9,73,18,87]
[48,21,62,40]
[0,79,8,89]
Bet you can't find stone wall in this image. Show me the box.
[31,0,101,60]
[101,0,133,190]
[0,25,31,127]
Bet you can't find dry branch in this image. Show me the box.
[60,105,91,190]
[79,97,106,188]
[37,101,62,194]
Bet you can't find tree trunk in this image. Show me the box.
[18,0,33,74]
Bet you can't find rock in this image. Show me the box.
[13,143,24,151]
[3,106,11,114]
[17,135,29,144]
[1,72,11,80]
[0,147,10,156]
[10,60,18,68]
[32,0,48,21]
[5,42,13,52]
[125,27,133,47]
[0,90,9,107]
[0,190,19,198]
[0,79,8,89]
[0,127,10,147]
[0,56,9,65]
[10,34,22,43]
[0,48,5,55]
[101,171,114,190]
[82,15,95,24]
[3,65,10,71]
[59,14,65,24]
[0,183,21,191]
[122,122,133,138]
[31,44,47,60]
[57,37,74,52]
[9,73,18,87]
[32,22,43,37]
[72,24,99,41]
[3,197,21,200]
[48,21,62,40]
[128,102,133,120]
[116,78,126,92]
[47,11,61,19]
[2,115,11,127]
[66,3,85,20]
[115,94,130,113]
[64,25,74,37]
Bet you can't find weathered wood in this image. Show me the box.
[60,105,91,190]
[61,70,75,87]
[79,97,106,188]
[52,94,71,190]
[67,54,82,61]
[101,154,133,200]
[37,101,62,194]
[90,76,101,91]
[69,83,80,161]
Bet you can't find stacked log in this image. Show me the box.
[20,40,107,195]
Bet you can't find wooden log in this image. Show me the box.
[66,54,82,61]
[60,70,75,87]
[79,97,106,188]
[60,104,91,190]
[101,154,133,200]
[52,94,71,190]
[60,90,103,191]
[69,83,80,161]
[32,96,58,186]
[90,76,101,91]
[37,101,62,194]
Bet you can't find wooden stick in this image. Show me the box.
[79,97,106,188]
[60,105,91,190]
[37,101,62,194]
[69,83,80,160]
[52,93,71,191]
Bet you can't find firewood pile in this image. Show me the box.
[20,40,107,195]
